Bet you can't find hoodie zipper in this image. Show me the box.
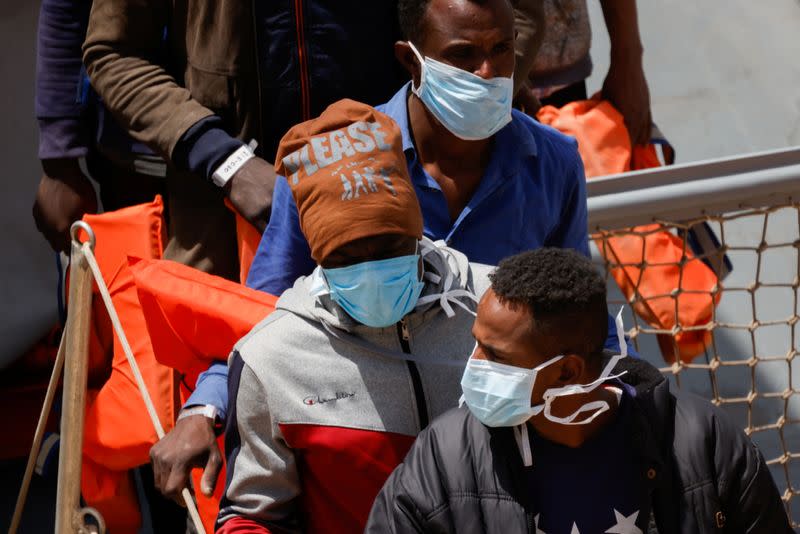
[398,319,429,429]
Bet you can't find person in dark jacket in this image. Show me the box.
[367,248,791,533]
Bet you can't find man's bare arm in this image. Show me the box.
[599,0,652,145]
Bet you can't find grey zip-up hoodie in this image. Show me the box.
[217,240,493,533]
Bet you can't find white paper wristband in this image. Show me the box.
[211,143,255,187]
[177,404,220,422]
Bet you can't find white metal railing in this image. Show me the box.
[587,146,800,229]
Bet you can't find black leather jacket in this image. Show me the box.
[366,356,792,533]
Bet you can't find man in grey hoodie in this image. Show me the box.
[216,99,493,533]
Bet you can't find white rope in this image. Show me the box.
[82,243,207,534]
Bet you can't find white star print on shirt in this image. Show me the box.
[604,509,643,534]
[533,509,642,534]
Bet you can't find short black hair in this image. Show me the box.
[489,248,609,359]
[398,0,505,43]
[397,0,431,43]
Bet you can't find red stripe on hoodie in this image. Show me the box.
[216,516,273,533]
[281,424,416,532]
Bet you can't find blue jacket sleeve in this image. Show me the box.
[245,175,316,295]
[172,115,244,179]
[184,361,230,420]
[36,0,93,159]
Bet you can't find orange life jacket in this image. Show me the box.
[76,196,176,534]
[538,99,719,363]
[69,197,268,533]
[130,255,277,532]
[129,257,278,387]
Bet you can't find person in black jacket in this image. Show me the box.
[366,248,792,533]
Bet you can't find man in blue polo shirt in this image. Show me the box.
[151,0,627,501]
[247,0,585,290]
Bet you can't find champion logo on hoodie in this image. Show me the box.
[303,392,357,406]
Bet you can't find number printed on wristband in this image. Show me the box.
[212,144,255,187]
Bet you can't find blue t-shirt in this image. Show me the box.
[526,385,649,534]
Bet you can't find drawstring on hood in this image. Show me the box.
[416,238,480,318]
[281,238,484,367]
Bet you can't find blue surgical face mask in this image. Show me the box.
[322,252,424,328]
[460,310,630,428]
[460,350,564,427]
[408,42,513,141]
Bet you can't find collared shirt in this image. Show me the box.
[187,83,593,415]
[246,82,589,294]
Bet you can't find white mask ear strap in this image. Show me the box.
[543,398,610,426]
[408,41,424,64]
[615,307,627,358]
[582,307,627,384]
[415,242,479,318]
[550,369,628,399]
[514,424,533,467]
[562,400,610,426]
[416,288,479,318]
[423,272,442,284]
[407,42,426,93]
[534,354,564,372]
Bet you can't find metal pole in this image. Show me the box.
[586,145,800,198]
[54,222,95,534]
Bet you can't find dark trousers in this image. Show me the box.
[87,150,167,213]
